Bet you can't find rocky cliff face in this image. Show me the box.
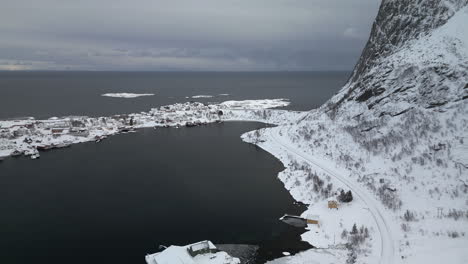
[329,0,468,116]
[351,0,467,81]
[292,0,468,183]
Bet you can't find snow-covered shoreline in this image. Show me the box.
[0,99,289,161]
[242,124,387,264]
[239,105,468,264]
[240,4,468,263]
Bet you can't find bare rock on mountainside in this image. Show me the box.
[328,0,468,115]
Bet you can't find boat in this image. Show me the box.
[279,214,307,228]
[26,148,40,159]
[55,143,71,148]
[37,145,53,151]
[11,150,22,157]
[118,126,135,133]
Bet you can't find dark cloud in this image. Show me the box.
[0,0,379,71]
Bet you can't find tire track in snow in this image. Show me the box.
[266,128,396,264]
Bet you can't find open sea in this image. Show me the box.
[0,71,348,263]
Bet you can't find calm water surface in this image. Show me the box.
[0,72,348,263]
[0,123,306,263]
[0,71,348,119]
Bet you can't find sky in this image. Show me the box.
[0,0,380,71]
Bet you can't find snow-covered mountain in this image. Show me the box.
[328,0,468,116]
[244,1,468,263]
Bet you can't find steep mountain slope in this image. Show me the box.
[246,1,468,263]
[333,0,468,111]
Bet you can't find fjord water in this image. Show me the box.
[0,72,347,263]
[0,71,348,119]
[0,124,307,264]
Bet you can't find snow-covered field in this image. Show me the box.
[101,93,155,98]
[241,122,394,264]
[145,241,240,264]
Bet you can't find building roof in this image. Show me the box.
[188,241,216,252]
[146,245,196,264]
[145,240,219,264]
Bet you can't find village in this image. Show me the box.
[0,99,289,161]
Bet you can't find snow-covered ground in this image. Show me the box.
[145,241,240,264]
[266,248,348,264]
[248,3,468,264]
[101,93,155,98]
[239,106,467,264]
[192,95,214,98]
[220,99,289,110]
[191,94,230,98]
[244,126,396,264]
[0,99,289,160]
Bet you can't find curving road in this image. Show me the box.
[265,128,396,264]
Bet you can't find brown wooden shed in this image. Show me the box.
[328,200,339,209]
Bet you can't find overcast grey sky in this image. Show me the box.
[0,0,380,71]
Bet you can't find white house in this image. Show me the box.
[145,240,240,264]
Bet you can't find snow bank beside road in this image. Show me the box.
[241,125,385,264]
[267,248,348,264]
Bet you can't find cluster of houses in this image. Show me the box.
[147,102,223,128]
[0,100,286,161]
[0,102,227,161]
[1,119,89,140]
[0,116,120,160]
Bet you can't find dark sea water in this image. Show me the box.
[0,71,348,263]
[0,71,348,119]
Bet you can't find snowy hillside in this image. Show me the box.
[243,1,468,263]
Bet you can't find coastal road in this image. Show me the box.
[265,128,397,264]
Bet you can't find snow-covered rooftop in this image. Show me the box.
[145,241,239,264]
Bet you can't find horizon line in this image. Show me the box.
[0,69,351,73]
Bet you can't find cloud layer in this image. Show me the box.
[0,0,379,71]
